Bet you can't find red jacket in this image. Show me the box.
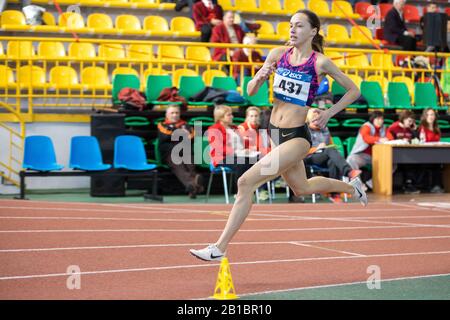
[192,2,223,31]
[210,23,245,61]
[237,121,270,155]
[207,122,238,167]
[418,125,441,142]
[231,49,264,79]
[387,121,415,142]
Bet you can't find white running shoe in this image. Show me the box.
[190,244,225,261]
[349,177,368,207]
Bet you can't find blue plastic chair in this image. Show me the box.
[114,135,157,171]
[69,136,111,171]
[23,136,64,171]
[206,163,234,204]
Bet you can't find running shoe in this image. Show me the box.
[349,176,368,206]
[190,244,225,261]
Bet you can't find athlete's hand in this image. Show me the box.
[256,62,277,81]
[311,109,331,129]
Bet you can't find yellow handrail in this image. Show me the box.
[0,101,25,187]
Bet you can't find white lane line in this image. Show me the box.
[1,250,450,281]
[1,224,446,233]
[289,242,366,257]
[0,205,423,215]
[2,235,450,253]
[235,273,450,298]
[1,215,449,222]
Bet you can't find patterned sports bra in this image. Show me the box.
[273,48,320,107]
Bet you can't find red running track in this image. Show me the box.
[0,199,449,299]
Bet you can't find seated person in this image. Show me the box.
[157,105,204,198]
[210,11,245,61]
[418,108,444,193]
[192,0,223,42]
[384,0,417,51]
[238,107,271,201]
[231,34,264,85]
[237,106,270,157]
[347,111,392,189]
[306,109,361,181]
[387,110,421,194]
[207,105,255,181]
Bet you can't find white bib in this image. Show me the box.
[273,67,312,106]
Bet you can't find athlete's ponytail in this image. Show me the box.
[296,9,325,54]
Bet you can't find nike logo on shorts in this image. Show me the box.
[281,131,294,138]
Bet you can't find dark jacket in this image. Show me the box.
[157,119,194,159]
[384,8,407,43]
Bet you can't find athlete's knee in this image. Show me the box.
[291,183,311,196]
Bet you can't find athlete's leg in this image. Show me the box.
[214,138,311,253]
[282,160,355,196]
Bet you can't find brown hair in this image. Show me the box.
[294,9,324,53]
[398,110,415,123]
[420,108,440,134]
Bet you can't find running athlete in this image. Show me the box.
[190,9,367,261]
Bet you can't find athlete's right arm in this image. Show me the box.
[247,47,286,96]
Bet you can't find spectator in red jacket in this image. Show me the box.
[418,108,444,193]
[237,106,270,156]
[418,108,441,142]
[192,0,223,42]
[387,110,417,142]
[231,34,264,84]
[207,105,254,180]
[210,11,245,61]
[387,110,422,194]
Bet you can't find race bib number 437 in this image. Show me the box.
[273,68,312,106]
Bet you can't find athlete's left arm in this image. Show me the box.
[315,55,361,127]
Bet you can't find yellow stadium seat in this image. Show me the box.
[18,65,47,89]
[7,41,35,58]
[68,42,96,59]
[186,46,211,62]
[326,24,351,44]
[308,0,331,17]
[49,66,82,89]
[33,12,59,32]
[143,68,169,81]
[0,42,3,57]
[331,0,360,19]
[81,67,111,90]
[143,16,172,36]
[371,53,395,70]
[58,12,92,33]
[0,65,15,88]
[393,75,414,98]
[259,0,287,15]
[112,67,139,78]
[276,22,290,41]
[87,13,116,35]
[159,45,184,63]
[217,0,235,10]
[325,51,345,67]
[202,69,227,86]
[255,20,279,41]
[367,75,389,92]
[116,15,145,35]
[284,0,305,12]
[346,53,370,68]
[351,26,380,45]
[0,10,30,31]
[234,0,259,13]
[38,41,65,58]
[98,43,125,59]
[128,44,154,60]
[172,68,198,87]
[170,17,200,37]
